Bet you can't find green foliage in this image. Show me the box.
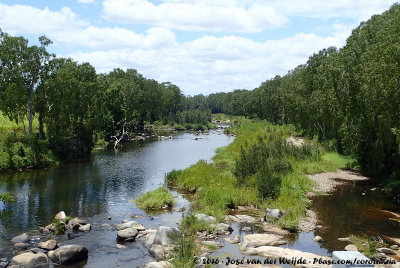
[256,164,283,200]
[349,234,387,258]
[0,192,15,203]
[64,216,73,224]
[51,219,66,235]
[135,187,175,210]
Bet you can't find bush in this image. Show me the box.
[256,165,282,200]
[136,187,175,210]
[0,151,9,170]
[0,192,15,203]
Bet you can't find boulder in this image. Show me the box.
[10,252,48,268]
[144,261,172,268]
[195,214,216,223]
[345,244,358,251]
[242,246,332,268]
[115,221,145,231]
[13,242,28,250]
[78,224,92,232]
[48,245,88,265]
[67,218,87,230]
[214,223,233,234]
[30,248,45,254]
[149,244,166,261]
[266,208,283,219]
[313,235,324,242]
[145,230,157,248]
[38,240,57,251]
[235,214,257,223]
[11,233,30,244]
[117,227,138,242]
[153,226,180,246]
[224,235,240,244]
[54,211,66,221]
[240,234,283,250]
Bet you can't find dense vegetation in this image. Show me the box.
[201,4,400,183]
[0,30,212,170]
[135,186,175,210]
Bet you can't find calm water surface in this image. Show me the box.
[0,132,233,266]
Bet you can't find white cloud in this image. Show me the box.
[78,0,96,3]
[102,0,288,32]
[0,3,89,35]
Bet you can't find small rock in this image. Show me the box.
[116,244,127,249]
[45,224,53,232]
[39,239,58,250]
[214,223,233,234]
[377,248,394,254]
[224,235,240,244]
[345,244,358,251]
[316,225,323,229]
[78,224,92,232]
[149,244,166,261]
[235,214,257,223]
[313,236,324,242]
[11,233,30,244]
[390,245,399,250]
[173,207,186,212]
[107,216,112,220]
[195,214,216,223]
[362,192,366,196]
[370,187,377,191]
[266,208,283,219]
[10,252,48,267]
[117,227,139,242]
[241,227,251,232]
[224,215,240,222]
[54,211,66,221]
[338,237,351,242]
[201,241,224,248]
[13,243,28,250]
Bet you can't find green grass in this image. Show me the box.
[135,186,175,210]
[349,234,387,258]
[0,111,39,133]
[167,116,357,230]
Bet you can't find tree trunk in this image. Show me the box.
[38,112,45,140]
[20,110,28,138]
[28,85,34,136]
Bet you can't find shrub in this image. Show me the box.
[256,165,282,200]
[0,192,15,203]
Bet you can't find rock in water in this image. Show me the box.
[266,208,283,219]
[144,261,172,268]
[115,221,145,231]
[149,244,166,261]
[117,228,138,241]
[78,224,92,232]
[38,240,58,250]
[54,211,66,221]
[313,235,324,242]
[224,235,240,244]
[10,252,48,268]
[214,223,233,234]
[13,243,28,250]
[153,226,180,246]
[48,245,88,265]
[11,233,30,244]
[240,234,283,250]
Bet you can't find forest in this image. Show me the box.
[1,3,400,183]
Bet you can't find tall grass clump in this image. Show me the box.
[136,186,175,210]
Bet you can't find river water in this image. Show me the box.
[1,131,400,267]
[0,132,234,266]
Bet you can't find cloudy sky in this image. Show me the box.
[0,0,396,95]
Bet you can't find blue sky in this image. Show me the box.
[0,0,396,95]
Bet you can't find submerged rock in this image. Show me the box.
[48,244,88,265]
[11,233,30,244]
[10,252,48,268]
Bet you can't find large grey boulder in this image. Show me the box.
[266,208,283,219]
[115,221,145,231]
[240,234,284,250]
[117,227,139,241]
[10,252,48,268]
[38,240,57,251]
[11,233,30,244]
[149,244,166,261]
[48,244,88,265]
[194,214,216,223]
[145,230,157,248]
[153,226,179,246]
